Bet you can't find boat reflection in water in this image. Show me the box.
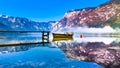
[52,32,73,41]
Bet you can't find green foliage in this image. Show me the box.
[111,0,120,4]
[107,17,120,29]
[88,22,104,28]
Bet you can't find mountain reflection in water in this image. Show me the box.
[0,37,120,68]
[0,44,103,68]
[52,38,120,68]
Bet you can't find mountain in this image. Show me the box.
[0,14,56,31]
[0,22,12,30]
[52,0,120,32]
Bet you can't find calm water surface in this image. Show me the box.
[0,33,119,68]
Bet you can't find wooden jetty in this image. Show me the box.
[0,31,50,46]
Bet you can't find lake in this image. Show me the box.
[0,33,119,68]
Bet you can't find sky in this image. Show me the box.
[0,0,109,22]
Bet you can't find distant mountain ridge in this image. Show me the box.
[0,14,56,31]
[52,0,120,32]
[1,0,120,32]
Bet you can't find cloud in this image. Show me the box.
[54,26,116,33]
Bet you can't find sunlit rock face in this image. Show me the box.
[55,42,120,68]
[52,0,120,31]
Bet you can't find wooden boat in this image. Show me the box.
[53,32,73,38]
[52,32,73,41]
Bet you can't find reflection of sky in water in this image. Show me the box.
[0,32,120,45]
[0,33,42,44]
[0,33,120,68]
[74,37,116,44]
[0,36,119,45]
[0,47,103,68]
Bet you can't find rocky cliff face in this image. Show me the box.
[52,0,120,31]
